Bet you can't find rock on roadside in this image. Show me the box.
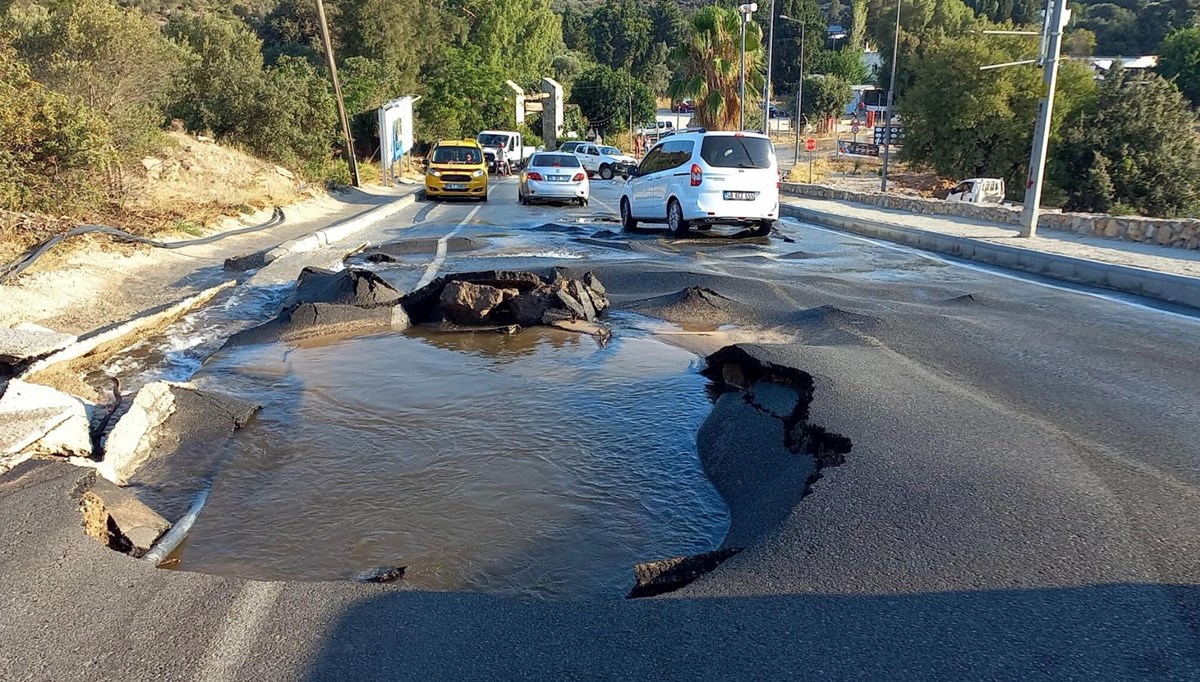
[439,281,513,324]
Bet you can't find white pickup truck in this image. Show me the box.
[477,131,539,172]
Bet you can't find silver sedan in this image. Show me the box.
[518,153,590,206]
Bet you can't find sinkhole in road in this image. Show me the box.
[173,325,730,598]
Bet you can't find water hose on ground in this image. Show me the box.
[0,207,286,285]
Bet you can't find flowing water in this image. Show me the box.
[172,325,730,598]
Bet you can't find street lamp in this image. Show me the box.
[880,0,901,192]
[780,14,806,165]
[738,3,758,131]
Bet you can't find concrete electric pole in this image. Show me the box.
[763,0,776,135]
[880,0,901,193]
[1019,0,1070,238]
[314,0,360,188]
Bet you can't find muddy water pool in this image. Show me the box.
[175,325,729,598]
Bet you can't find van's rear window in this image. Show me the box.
[700,137,774,169]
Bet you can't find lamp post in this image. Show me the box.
[880,0,901,193]
[762,0,776,135]
[738,3,758,131]
[780,14,806,165]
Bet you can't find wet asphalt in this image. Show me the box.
[2,176,1200,680]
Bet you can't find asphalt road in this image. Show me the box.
[2,176,1199,680]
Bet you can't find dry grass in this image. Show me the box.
[0,131,315,265]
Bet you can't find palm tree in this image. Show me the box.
[668,6,765,131]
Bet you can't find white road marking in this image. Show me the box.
[782,218,1200,325]
[413,205,481,290]
[193,581,285,682]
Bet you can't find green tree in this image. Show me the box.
[771,0,825,95]
[463,0,563,80]
[871,0,976,91]
[1053,69,1200,217]
[570,64,654,137]
[246,55,339,174]
[813,46,870,84]
[418,46,515,141]
[849,0,868,50]
[165,13,265,139]
[669,6,765,130]
[338,0,464,96]
[1064,29,1098,57]
[561,6,589,51]
[1158,26,1200,106]
[796,74,854,120]
[0,42,112,212]
[587,0,652,72]
[7,0,186,153]
[898,34,1096,199]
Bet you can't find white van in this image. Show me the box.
[620,129,779,237]
[946,178,1005,205]
[636,120,675,138]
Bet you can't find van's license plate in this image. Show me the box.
[724,191,756,201]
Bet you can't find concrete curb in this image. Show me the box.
[20,281,236,381]
[264,189,420,263]
[781,203,1200,310]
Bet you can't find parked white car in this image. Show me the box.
[573,144,638,180]
[620,130,779,237]
[518,152,590,206]
[946,178,1005,205]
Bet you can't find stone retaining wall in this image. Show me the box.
[781,183,1200,250]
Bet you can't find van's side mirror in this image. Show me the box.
[627,167,640,178]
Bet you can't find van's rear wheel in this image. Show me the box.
[752,220,774,237]
[599,164,614,180]
[620,198,637,231]
[667,199,689,237]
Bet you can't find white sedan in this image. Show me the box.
[518,152,590,206]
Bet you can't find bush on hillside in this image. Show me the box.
[0,43,113,213]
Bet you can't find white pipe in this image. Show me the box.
[143,487,209,565]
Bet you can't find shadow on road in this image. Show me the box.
[301,583,1200,680]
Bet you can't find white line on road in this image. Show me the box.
[783,218,1200,325]
[413,205,482,290]
[194,580,285,682]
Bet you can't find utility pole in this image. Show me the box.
[763,0,777,135]
[314,0,360,187]
[740,14,748,130]
[782,14,805,166]
[1020,0,1069,238]
[628,88,633,148]
[880,0,901,193]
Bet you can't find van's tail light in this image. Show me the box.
[527,171,543,181]
[776,181,782,189]
[572,172,586,182]
[690,164,703,187]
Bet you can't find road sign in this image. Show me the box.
[805,137,817,152]
[837,140,881,158]
[873,125,904,145]
[850,123,861,135]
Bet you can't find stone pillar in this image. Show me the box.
[505,80,526,125]
[540,77,564,150]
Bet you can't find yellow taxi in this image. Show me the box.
[424,139,488,201]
